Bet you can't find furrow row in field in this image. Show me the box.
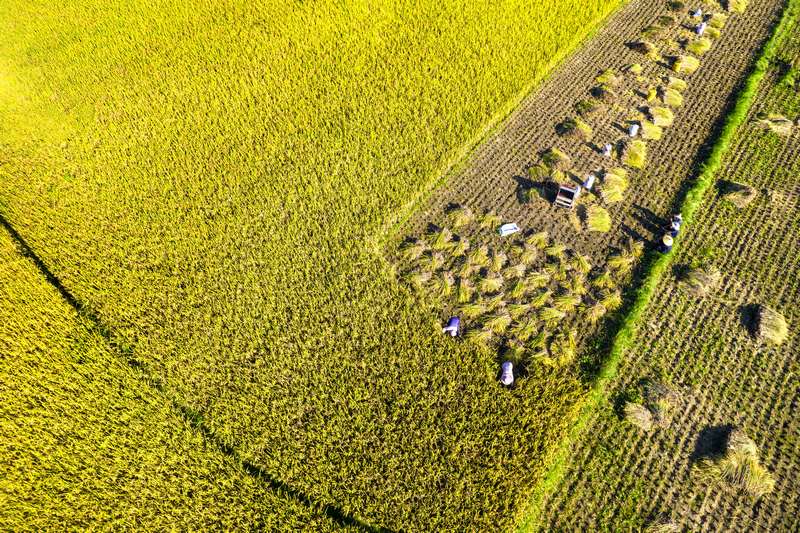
[540,6,800,528]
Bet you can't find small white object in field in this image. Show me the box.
[628,123,640,137]
[691,8,702,18]
[602,143,613,157]
[500,361,514,386]
[583,173,596,190]
[696,22,707,35]
[498,223,520,237]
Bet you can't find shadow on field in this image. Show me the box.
[513,174,556,204]
[0,213,385,533]
[690,424,735,463]
[738,303,761,337]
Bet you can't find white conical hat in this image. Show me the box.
[662,234,674,246]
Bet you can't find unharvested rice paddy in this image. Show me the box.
[0,0,796,530]
[0,226,346,531]
[0,0,625,530]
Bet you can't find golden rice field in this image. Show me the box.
[0,0,626,529]
[0,225,348,530]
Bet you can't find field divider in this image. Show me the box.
[515,1,798,530]
[0,213,389,533]
[369,0,627,253]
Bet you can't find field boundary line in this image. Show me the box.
[369,0,627,253]
[0,214,389,533]
[515,1,798,530]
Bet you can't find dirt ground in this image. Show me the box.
[393,0,785,371]
[401,0,783,264]
[540,23,800,531]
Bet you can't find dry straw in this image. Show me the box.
[695,429,775,499]
[680,265,721,297]
[755,305,788,344]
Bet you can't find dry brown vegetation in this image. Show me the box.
[540,11,800,528]
[695,429,776,499]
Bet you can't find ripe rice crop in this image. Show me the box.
[650,106,675,127]
[640,120,664,140]
[586,205,612,232]
[0,1,628,529]
[667,76,688,91]
[673,55,701,74]
[728,0,749,14]
[687,37,713,56]
[623,139,648,168]
[0,228,343,531]
[662,87,684,107]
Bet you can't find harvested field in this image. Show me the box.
[539,8,800,530]
[404,0,783,268]
[395,0,783,451]
[400,0,783,342]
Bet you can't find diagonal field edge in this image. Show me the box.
[0,3,624,530]
[515,1,798,531]
[0,214,390,533]
[368,0,627,252]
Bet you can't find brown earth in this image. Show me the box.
[399,0,783,267]
[540,25,800,532]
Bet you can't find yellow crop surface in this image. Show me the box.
[0,226,348,530]
[0,0,620,529]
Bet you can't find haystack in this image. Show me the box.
[624,402,654,431]
[591,85,617,103]
[756,114,793,136]
[643,380,679,427]
[541,148,571,171]
[680,265,721,297]
[755,305,788,345]
[645,521,679,533]
[721,182,757,208]
[695,428,775,498]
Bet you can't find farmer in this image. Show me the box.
[669,213,683,237]
[583,173,596,191]
[696,21,707,36]
[442,316,460,337]
[658,234,674,253]
[500,361,514,386]
[628,123,640,137]
[602,143,613,157]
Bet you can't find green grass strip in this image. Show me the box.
[516,2,798,531]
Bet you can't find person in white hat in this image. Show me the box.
[659,233,674,253]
